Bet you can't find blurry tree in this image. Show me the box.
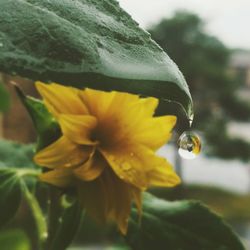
[0,82,10,113]
[149,11,250,175]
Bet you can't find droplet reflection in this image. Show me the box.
[178,131,201,159]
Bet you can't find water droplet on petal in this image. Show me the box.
[121,162,131,171]
[178,131,201,159]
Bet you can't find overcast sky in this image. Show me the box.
[118,0,250,50]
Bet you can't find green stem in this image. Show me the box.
[46,188,62,250]
[0,167,41,178]
[22,182,48,250]
[17,168,41,178]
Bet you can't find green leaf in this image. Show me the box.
[0,168,22,228]
[126,193,245,250]
[0,83,10,112]
[0,166,41,228]
[0,139,41,227]
[0,229,31,250]
[0,0,193,120]
[48,197,84,250]
[14,85,61,150]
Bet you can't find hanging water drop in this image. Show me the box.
[178,131,201,159]
[188,115,194,127]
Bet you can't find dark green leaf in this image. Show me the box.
[0,0,193,120]
[126,193,245,250]
[48,198,84,250]
[0,140,41,228]
[15,85,61,150]
[0,168,22,228]
[0,229,31,250]
[0,83,10,112]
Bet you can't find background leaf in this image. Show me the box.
[0,229,31,250]
[0,0,192,119]
[126,193,245,250]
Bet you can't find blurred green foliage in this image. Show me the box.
[149,11,250,161]
[0,83,10,112]
[0,229,31,250]
[0,139,35,168]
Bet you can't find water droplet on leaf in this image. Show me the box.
[42,231,48,240]
[188,113,194,127]
[61,194,75,208]
[178,131,201,159]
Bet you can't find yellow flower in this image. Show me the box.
[34,82,180,234]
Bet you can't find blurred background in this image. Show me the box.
[0,0,250,249]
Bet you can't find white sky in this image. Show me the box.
[118,0,250,50]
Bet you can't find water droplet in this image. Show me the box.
[188,114,194,127]
[108,154,115,162]
[121,162,131,171]
[42,231,48,240]
[178,131,201,159]
[61,194,75,208]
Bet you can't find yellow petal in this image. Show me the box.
[34,136,93,169]
[139,97,159,117]
[58,114,97,145]
[131,188,142,216]
[134,116,177,150]
[77,175,108,223]
[101,144,180,190]
[80,88,142,121]
[73,152,106,181]
[96,169,132,234]
[147,157,181,187]
[80,88,117,121]
[35,82,88,117]
[39,168,74,188]
[100,145,151,190]
[78,168,134,234]
[80,89,162,149]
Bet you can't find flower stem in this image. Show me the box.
[22,182,48,250]
[45,187,62,250]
